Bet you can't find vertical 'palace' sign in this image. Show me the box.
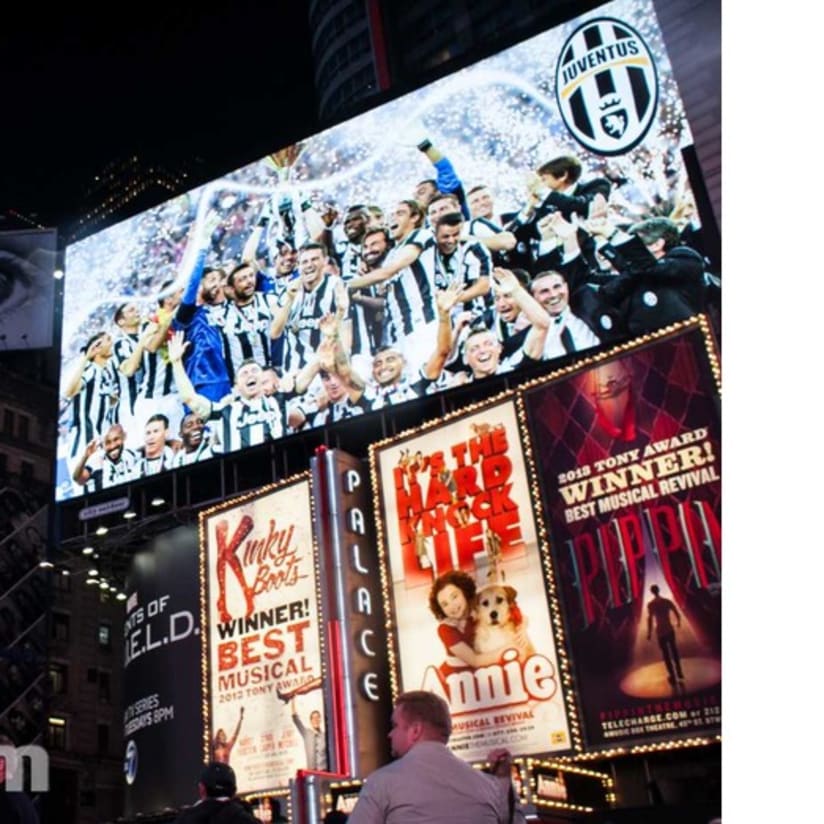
[312,448,391,777]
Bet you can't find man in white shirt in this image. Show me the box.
[347,691,516,824]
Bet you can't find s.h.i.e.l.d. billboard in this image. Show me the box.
[55,0,712,502]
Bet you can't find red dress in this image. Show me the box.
[437,619,476,676]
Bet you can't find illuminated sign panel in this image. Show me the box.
[0,228,57,351]
[55,0,709,502]
[521,320,721,749]
[200,477,324,793]
[310,449,391,777]
[370,399,575,760]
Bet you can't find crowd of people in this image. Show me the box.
[57,143,718,500]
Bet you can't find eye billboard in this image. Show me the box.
[55,0,715,503]
[0,228,57,351]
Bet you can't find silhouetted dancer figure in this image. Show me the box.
[646,585,684,684]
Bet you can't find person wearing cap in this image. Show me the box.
[347,690,519,824]
[175,761,257,824]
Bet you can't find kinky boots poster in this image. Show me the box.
[200,476,325,792]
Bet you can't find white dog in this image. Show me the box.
[472,582,535,663]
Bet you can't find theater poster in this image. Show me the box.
[200,476,324,792]
[371,398,575,760]
[521,320,721,749]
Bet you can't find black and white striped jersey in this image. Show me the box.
[220,294,277,382]
[68,360,119,456]
[82,447,141,493]
[111,333,143,420]
[208,394,284,454]
[430,237,492,314]
[172,439,215,467]
[305,394,371,428]
[137,445,177,477]
[364,372,434,409]
[282,275,340,373]
[139,345,176,401]
[382,229,436,345]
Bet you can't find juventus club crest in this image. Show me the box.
[556,17,659,156]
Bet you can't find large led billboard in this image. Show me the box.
[55,0,716,502]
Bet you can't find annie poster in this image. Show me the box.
[200,477,325,792]
[522,322,721,749]
[372,399,573,760]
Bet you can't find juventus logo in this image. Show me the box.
[556,17,659,156]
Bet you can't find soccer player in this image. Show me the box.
[288,312,369,426]
[110,302,146,432]
[453,268,549,382]
[138,413,178,476]
[364,283,460,408]
[354,226,393,348]
[168,331,284,454]
[430,212,492,313]
[219,261,277,383]
[530,271,601,360]
[345,201,436,362]
[172,412,215,467]
[134,280,185,438]
[335,206,377,358]
[413,137,470,219]
[429,190,516,263]
[271,243,348,373]
[71,423,141,492]
[61,331,119,463]
[173,210,232,402]
[477,268,547,363]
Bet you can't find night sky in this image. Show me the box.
[1,3,318,222]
